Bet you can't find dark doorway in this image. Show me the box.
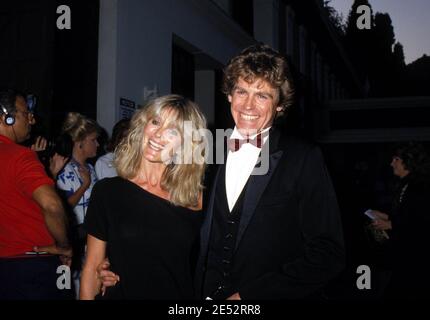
[0,0,99,140]
[171,43,195,100]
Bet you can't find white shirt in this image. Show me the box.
[95,152,117,180]
[225,127,270,212]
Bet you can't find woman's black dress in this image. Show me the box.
[85,177,202,299]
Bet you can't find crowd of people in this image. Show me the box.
[1,44,429,300]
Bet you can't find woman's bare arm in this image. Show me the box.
[80,235,106,300]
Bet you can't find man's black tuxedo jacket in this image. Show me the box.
[196,128,345,299]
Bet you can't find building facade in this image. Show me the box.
[97,0,364,136]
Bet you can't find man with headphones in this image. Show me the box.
[0,89,73,299]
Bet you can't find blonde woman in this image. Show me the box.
[80,95,207,299]
[57,112,100,227]
[57,112,100,296]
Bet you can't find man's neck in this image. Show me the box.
[0,129,17,143]
[233,126,271,139]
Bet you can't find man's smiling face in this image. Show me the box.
[228,77,282,136]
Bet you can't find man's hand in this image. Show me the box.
[372,219,392,231]
[226,292,241,300]
[371,210,389,221]
[97,258,120,296]
[31,136,48,152]
[34,244,73,267]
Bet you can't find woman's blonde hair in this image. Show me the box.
[62,112,100,142]
[115,95,207,208]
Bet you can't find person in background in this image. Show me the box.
[80,95,206,299]
[57,112,100,297]
[95,119,130,180]
[32,133,73,180]
[371,142,430,299]
[0,89,72,299]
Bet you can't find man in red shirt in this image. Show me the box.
[0,89,72,299]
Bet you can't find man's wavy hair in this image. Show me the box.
[222,44,294,118]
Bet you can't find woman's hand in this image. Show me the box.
[371,210,389,221]
[226,292,241,300]
[79,165,91,188]
[372,219,392,231]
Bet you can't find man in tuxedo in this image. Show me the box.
[196,44,345,300]
[97,44,345,300]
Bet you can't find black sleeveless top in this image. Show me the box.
[85,177,202,299]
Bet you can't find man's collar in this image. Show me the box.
[0,134,15,144]
[231,126,271,140]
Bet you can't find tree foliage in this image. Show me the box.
[341,0,419,97]
[323,0,345,36]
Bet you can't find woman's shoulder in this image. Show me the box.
[62,160,76,171]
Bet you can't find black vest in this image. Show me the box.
[203,164,248,299]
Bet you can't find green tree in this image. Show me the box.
[393,42,406,68]
[324,0,345,36]
[343,1,409,97]
[392,42,407,95]
[370,12,396,96]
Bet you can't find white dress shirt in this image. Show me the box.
[225,127,270,212]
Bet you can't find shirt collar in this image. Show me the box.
[0,134,15,145]
[230,126,271,140]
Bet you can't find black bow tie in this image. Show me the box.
[228,133,263,152]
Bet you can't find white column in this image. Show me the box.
[97,0,118,134]
[253,0,280,49]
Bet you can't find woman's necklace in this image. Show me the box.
[399,183,409,203]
